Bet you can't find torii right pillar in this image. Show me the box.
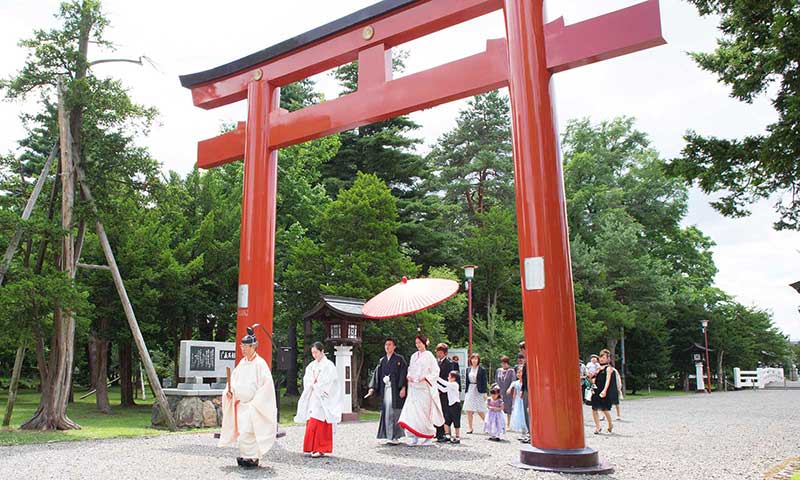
[503,0,662,474]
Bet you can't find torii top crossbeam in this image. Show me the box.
[180,0,664,473]
[181,0,663,167]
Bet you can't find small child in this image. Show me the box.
[508,367,528,434]
[436,371,463,444]
[485,383,506,441]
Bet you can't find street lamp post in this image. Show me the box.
[464,265,477,357]
[701,319,711,393]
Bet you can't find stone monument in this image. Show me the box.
[152,340,235,428]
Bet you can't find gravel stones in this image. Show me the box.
[2,390,797,479]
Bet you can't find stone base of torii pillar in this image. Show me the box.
[334,345,359,422]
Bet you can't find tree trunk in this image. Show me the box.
[285,316,299,396]
[86,340,97,390]
[173,334,180,384]
[198,318,214,341]
[21,84,80,431]
[93,317,112,414]
[3,347,26,426]
[24,236,33,268]
[303,317,312,365]
[34,331,48,392]
[606,337,619,367]
[119,340,135,407]
[716,350,725,392]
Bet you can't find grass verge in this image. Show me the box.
[1,386,378,446]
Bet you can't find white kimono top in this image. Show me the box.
[294,356,343,425]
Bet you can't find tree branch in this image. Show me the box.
[89,57,143,67]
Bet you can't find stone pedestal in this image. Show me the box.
[152,389,225,428]
[334,345,353,417]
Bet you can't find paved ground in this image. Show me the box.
[1,390,797,480]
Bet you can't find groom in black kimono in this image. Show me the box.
[435,343,457,442]
[366,337,408,444]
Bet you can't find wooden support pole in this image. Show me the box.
[139,363,146,401]
[0,143,58,286]
[78,376,120,400]
[73,220,87,272]
[76,263,111,271]
[2,347,26,427]
[75,165,177,431]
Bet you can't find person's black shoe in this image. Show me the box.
[436,436,450,443]
[241,458,259,469]
[236,457,244,467]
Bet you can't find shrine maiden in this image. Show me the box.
[218,327,278,469]
[295,342,343,457]
[398,335,444,445]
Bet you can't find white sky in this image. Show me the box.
[1,0,798,340]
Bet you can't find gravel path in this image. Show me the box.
[1,390,797,480]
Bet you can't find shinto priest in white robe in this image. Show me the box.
[218,353,278,459]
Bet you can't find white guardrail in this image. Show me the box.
[733,367,784,389]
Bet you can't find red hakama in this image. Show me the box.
[303,417,333,453]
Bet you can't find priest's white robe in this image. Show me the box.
[218,353,277,459]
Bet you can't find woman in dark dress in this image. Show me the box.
[590,349,618,434]
[495,356,515,427]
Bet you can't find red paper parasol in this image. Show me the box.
[362,276,460,319]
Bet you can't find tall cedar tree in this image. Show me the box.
[667,0,800,230]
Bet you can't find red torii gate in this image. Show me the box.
[180,0,664,473]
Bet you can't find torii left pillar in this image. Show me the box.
[236,79,279,365]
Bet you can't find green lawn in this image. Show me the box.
[0,386,379,446]
[791,471,800,480]
[0,387,181,446]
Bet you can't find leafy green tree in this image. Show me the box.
[286,172,421,404]
[423,91,518,337]
[462,206,520,340]
[593,209,673,359]
[563,117,688,249]
[318,172,418,298]
[0,0,160,430]
[563,119,680,360]
[667,0,800,230]
[425,265,467,345]
[426,91,514,219]
[324,56,425,198]
[472,307,523,373]
[273,132,340,395]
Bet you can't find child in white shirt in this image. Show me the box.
[436,371,462,444]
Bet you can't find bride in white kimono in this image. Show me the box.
[294,341,343,457]
[398,335,444,445]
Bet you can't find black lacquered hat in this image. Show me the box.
[241,326,257,345]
